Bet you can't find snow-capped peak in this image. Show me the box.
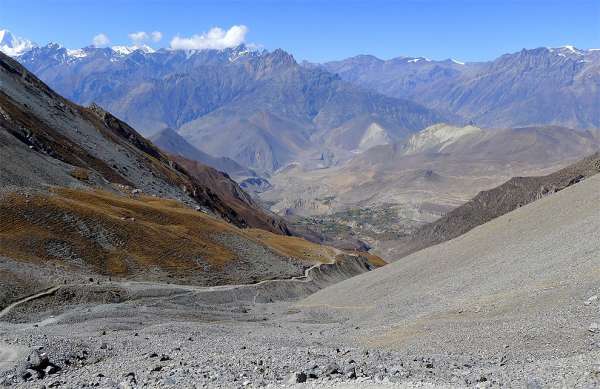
[67,48,87,58]
[0,29,36,57]
[549,45,585,57]
[450,58,465,65]
[111,44,155,56]
[228,45,252,62]
[561,45,579,53]
[407,57,431,63]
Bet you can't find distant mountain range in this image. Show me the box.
[318,46,600,129]
[4,28,599,173]
[3,31,446,173]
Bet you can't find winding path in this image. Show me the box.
[0,285,62,320]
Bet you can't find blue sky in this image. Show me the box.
[1,0,598,62]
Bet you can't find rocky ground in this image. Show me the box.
[3,174,600,388]
[1,280,599,388]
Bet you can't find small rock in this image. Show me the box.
[585,295,598,306]
[345,367,356,379]
[589,323,599,333]
[125,372,136,384]
[28,350,49,370]
[24,368,42,380]
[44,364,59,375]
[288,372,307,383]
[324,362,341,375]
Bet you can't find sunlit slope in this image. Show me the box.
[301,172,600,357]
[0,188,383,288]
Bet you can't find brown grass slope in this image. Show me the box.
[0,51,288,234]
[394,152,600,259]
[0,188,343,286]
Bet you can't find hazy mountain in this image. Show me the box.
[261,123,600,258]
[320,46,600,129]
[150,128,256,178]
[16,41,448,172]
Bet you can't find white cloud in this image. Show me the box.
[92,33,110,47]
[128,31,148,44]
[128,31,163,45]
[170,25,248,50]
[151,31,162,42]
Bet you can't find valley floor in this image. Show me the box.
[0,277,599,388]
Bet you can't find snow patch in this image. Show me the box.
[67,48,87,58]
[111,44,155,56]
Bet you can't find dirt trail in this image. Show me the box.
[0,286,61,320]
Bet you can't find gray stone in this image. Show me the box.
[288,372,307,383]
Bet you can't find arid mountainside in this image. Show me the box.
[261,124,600,258]
[17,43,448,173]
[300,168,600,387]
[0,51,383,309]
[391,152,600,259]
[320,46,600,129]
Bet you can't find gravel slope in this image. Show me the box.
[300,172,600,385]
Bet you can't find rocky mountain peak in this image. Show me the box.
[0,28,36,57]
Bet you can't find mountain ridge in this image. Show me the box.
[14,37,451,172]
[319,46,600,129]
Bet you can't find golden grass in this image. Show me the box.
[69,167,90,182]
[245,229,339,264]
[0,188,380,281]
